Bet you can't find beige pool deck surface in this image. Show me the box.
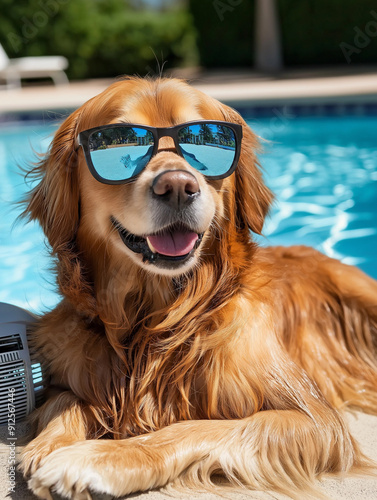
[0,66,377,113]
[1,68,377,499]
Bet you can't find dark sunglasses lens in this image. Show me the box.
[177,124,237,177]
[88,127,154,182]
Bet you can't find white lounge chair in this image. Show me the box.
[0,44,69,89]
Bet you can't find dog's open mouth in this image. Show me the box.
[111,217,204,266]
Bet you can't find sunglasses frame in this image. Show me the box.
[78,120,243,185]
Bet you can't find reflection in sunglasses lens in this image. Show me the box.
[178,124,236,177]
[89,127,154,181]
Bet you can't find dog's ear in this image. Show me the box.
[219,104,274,235]
[22,110,98,316]
[22,111,81,251]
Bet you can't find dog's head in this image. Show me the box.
[24,78,272,282]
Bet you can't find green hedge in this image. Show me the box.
[189,0,377,68]
[0,0,198,79]
[278,0,377,65]
[188,0,255,67]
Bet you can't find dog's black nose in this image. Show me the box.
[152,170,200,210]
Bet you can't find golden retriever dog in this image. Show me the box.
[20,77,377,500]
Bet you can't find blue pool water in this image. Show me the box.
[251,115,377,277]
[0,123,58,312]
[1,114,376,313]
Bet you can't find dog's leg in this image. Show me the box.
[20,391,90,477]
[27,405,370,500]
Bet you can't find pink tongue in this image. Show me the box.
[147,230,198,257]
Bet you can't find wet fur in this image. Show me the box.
[20,77,377,499]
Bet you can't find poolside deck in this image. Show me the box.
[1,66,377,114]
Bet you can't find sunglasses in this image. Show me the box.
[78,120,242,185]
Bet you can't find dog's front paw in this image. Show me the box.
[28,442,115,500]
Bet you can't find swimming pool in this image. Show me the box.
[1,113,376,313]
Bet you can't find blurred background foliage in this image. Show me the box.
[0,0,376,80]
[190,0,377,68]
[0,0,198,79]
[189,0,254,68]
[278,0,377,66]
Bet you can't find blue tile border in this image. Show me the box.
[0,109,71,126]
[235,101,377,119]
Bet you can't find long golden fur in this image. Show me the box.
[20,77,377,499]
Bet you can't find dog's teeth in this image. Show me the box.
[146,237,157,254]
